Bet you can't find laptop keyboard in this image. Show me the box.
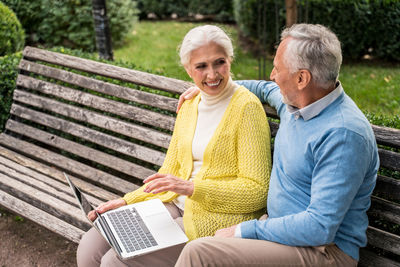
[108,207,158,253]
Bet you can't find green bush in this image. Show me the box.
[136,0,233,22]
[0,2,24,56]
[234,0,400,61]
[0,52,22,132]
[2,0,138,51]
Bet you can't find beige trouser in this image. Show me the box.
[76,202,185,267]
[175,215,357,267]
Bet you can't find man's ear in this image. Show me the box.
[297,69,312,90]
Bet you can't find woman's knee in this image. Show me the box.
[77,227,110,267]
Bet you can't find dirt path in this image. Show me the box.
[0,208,78,267]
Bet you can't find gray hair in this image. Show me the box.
[179,25,234,67]
[281,24,342,89]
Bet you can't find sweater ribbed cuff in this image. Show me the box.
[190,179,208,202]
[240,219,258,239]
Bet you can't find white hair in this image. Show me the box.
[281,24,342,89]
[179,25,234,67]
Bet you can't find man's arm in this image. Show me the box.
[239,128,374,246]
[235,80,285,117]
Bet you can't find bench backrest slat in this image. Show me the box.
[23,46,192,94]
[17,75,176,131]
[12,90,171,149]
[367,226,400,256]
[10,104,165,166]
[19,59,179,112]
[374,175,400,201]
[378,149,400,172]
[0,134,138,194]
[5,120,156,180]
[369,196,400,225]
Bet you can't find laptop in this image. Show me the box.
[64,172,188,259]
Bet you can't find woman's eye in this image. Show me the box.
[216,59,226,65]
[196,65,205,69]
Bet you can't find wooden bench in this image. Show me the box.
[0,46,399,266]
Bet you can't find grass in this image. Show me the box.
[115,21,400,118]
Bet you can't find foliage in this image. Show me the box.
[0,52,22,132]
[2,0,138,51]
[233,0,400,61]
[136,0,233,22]
[0,2,24,56]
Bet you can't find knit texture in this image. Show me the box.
[123,86,271,241]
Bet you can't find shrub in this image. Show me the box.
[136,0,234,22]
[0,2,24,56]
[2,0,138,51]
[0,52,22,132]
[234,0,400,61]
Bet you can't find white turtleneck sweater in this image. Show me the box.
[173,78,239,211]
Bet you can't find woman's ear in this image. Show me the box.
[185,66,192,78]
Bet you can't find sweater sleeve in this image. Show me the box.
[190,100,271,214]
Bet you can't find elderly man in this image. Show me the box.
[174,24,379,266]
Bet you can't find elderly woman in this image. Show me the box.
[77,25,271,267]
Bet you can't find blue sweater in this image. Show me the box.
[237,80,379,261]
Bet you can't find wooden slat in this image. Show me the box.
[0,172,91,231]
[0,190,84,243]
[369,196,400,225]
[374,175,400,201]
[17,74,176,131]
[19,59,179,112]
[366,226,400,256]
[378,149,400,171]
[372,124,400,149]
[0,161,80,207]
[0,134,139,194]
[6,120,156,180]
[359,248,400,267]
[263,104,279,119]
[0,145,119,201]
[268,121,279,137]
[13,90,171,149]
[0,155,103,207]
[10,104,165,166]
[23,46,193,94]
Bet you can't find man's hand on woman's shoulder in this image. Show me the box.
[176,86,201,113]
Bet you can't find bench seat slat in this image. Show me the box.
[366,226,400,256]
[0,190,84,243]
[17,75,176,131]
[0,172,91,230]
[19,59,179,112]
[5,120,156,181]
[13,90,171,149]
[23,46,192,94]
[0,145,119,201]
[11,104,165,166]
[0,155,103,207]
[0,134,139,194]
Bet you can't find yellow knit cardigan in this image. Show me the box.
[123,86,271,241]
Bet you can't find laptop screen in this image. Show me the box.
[65,174,94,215]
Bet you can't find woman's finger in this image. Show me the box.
[143,173,166,183]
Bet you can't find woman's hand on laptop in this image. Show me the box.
[88,198,127,221]
[143,173,194,196]
[176,86,201,113]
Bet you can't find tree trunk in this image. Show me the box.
[285,0,297,28]
[92,0,113,60]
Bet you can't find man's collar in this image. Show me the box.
[287,82,343,121]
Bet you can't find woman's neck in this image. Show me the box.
[200,77,239,106]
